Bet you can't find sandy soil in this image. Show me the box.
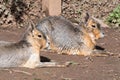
[0,28,119,80]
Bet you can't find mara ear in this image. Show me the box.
[83,12,90,24]
[23,20,36,37]
[20,21,36,39]
[91,16,109,28]
[27,20,36,33]
[30,22,35,32]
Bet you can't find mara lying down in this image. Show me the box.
[0,23,68,68]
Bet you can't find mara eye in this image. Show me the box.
[92,25,96,28]
[38,35,42,38]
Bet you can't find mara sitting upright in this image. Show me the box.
[36,13,111,56]
[0,22,67,68]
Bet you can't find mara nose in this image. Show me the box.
[100,32,105,38]
[45,42,51,49]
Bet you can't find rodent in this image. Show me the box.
[0,22,67,68]
[36,13,110,56]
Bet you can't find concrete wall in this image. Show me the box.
[42,0,61,16]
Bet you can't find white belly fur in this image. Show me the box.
[22,53,40,68]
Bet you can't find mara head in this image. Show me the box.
[23,22,47,50]
[82,13,104,40]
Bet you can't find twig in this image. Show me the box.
[0,68,32,76]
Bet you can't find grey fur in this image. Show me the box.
[0,25,69,68]
[0,39,32,67]
[36,16,93,55]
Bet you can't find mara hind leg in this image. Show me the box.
[36,62,71,68]
[90,49,114,57]
[23,60,70,68]
[22,53,71,68]
[69,49,114,56]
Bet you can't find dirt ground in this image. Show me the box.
[0,28,119,80]
[0,0,120,80]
